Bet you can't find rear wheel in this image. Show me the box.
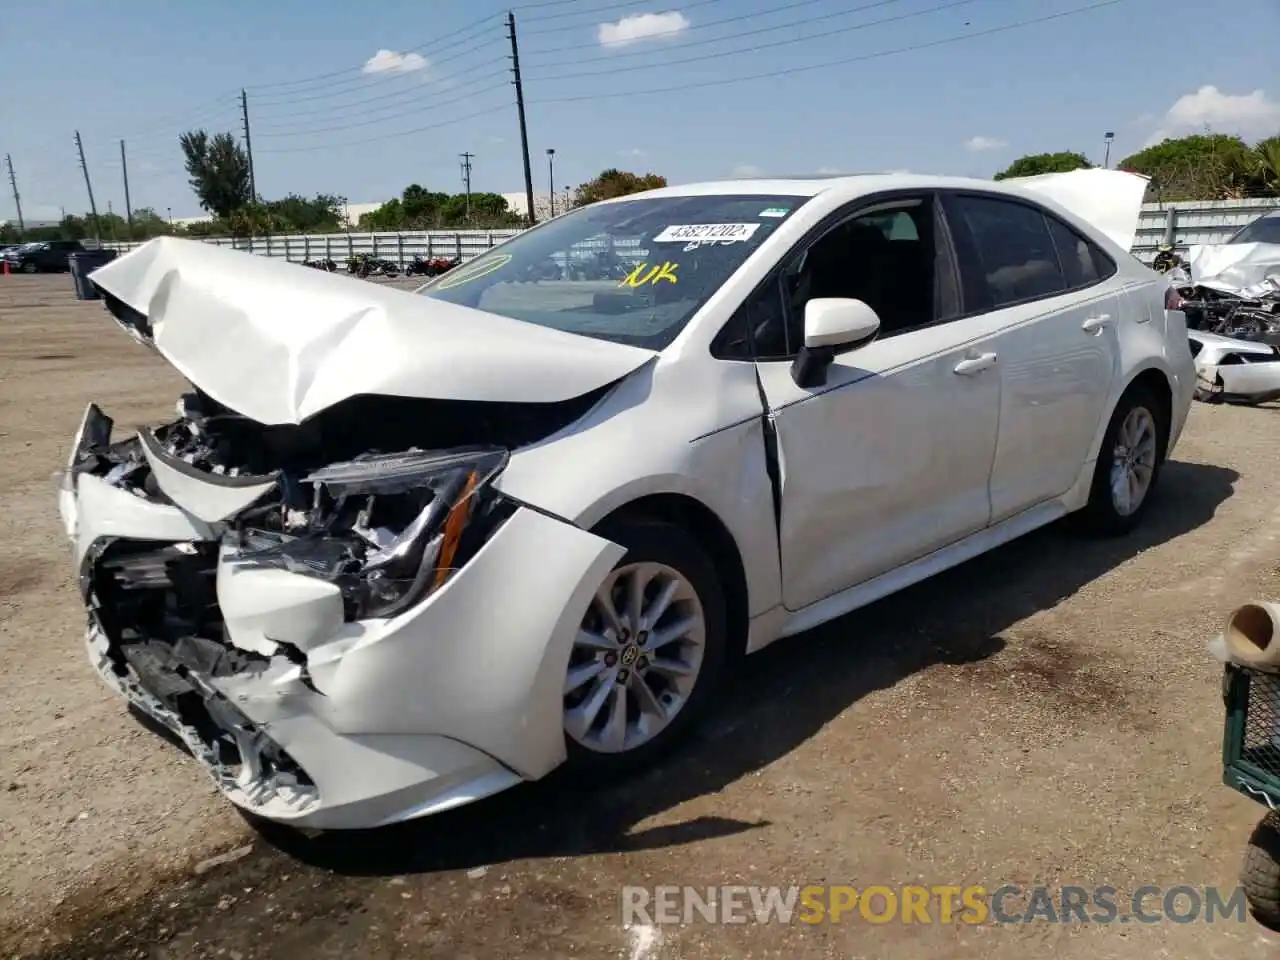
[563,517,728,777]
[1078,383,1168,535]
[21,261,37,274]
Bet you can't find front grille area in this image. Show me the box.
[86,538,318,809]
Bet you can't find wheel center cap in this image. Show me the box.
[620,645,639,667]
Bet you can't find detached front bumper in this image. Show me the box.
[58,410,624,830]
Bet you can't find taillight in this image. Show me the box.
[1165,287,1185,311]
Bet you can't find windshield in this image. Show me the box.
[418,194,808,349]
[1228,214,1280,245]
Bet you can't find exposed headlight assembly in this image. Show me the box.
[227,446,510,619]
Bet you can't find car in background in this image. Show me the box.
[58,169,1194,831]
[3,239,87,273]
[1225,209,1280,246]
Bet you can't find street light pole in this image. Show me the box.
[547,148,556,217]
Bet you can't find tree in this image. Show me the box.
[993,152,1093,180]
[573,168,667,206]
[1118,133,1270,200]
[1256,136,1280,195]
[265,193,344,232]
[178,129,251,219]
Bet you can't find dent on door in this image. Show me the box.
[985,290,1121,522]
[755,327,1001,612]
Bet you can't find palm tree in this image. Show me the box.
[1256,137,1280,196]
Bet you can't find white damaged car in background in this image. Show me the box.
[1175,208,1280,405]
[59,169,1195,831]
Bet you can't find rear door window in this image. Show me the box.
[944,194,1068,309]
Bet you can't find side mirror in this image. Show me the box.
[791,298,881,388]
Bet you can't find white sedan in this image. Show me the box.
[59,170,1194,830]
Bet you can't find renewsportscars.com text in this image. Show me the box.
[621,884,1248,926]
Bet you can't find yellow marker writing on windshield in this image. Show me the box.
[620,261,679,288]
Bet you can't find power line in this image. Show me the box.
[531,0,975,82]
[253,101,512,155]
[252,0,1123,157]
[252,60,508,125]
[250,33,506,108]
[251,0,934,139]
[518,0,731,28]
[253,80,511,138]
[524,0,833,48]
[534,0,1130,104]
[245,11,503,91]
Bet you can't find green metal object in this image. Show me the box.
[1223,665,1280,811]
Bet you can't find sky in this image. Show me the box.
[1,0,1277,222]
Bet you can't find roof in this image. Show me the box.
[607,172,1048,203]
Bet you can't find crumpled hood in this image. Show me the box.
[89,236,657,426]
[1004,168,1150,253]
[1184,241,1280,296]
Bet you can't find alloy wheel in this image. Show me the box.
[564,561,706,754]
[1109,405,1157,516]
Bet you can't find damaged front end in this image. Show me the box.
[60,386,608,825]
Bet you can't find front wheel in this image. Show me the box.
[562,517,728,778]
[22,261,37,274]
[1078,383,1168,535]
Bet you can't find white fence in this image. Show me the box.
[102,198,1280,266]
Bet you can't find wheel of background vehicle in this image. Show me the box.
[562,516,728,778]
[1243,813,1280,928]
[21,261,37,274]
[1078,381,1169,536]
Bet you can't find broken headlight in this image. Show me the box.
[230,446,510,620]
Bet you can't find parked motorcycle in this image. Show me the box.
[302,258,338,272]
[346,254,400,279]
[405,256,461,278]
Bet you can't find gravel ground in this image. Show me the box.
[3,273,1280,958]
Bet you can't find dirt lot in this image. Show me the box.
[4,272,1280,958]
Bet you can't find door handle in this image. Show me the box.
[1082,314,1113,334]
[953,352,998,376]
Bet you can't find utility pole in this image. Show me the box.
[119,140,134,232]
[459,152,474,221]
[74,131,102,240]
[546,148,556,217]
[4,154,24,236]
[506,11,536,226]
[241,89,257,203]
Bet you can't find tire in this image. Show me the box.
[21,261,37,274]
[1078,382,1169,536]
[562,516,729,779]
[1243,813,1280,928]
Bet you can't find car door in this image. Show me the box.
[940,192,1121,524]
[749,193,1003,612]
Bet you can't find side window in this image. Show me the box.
[1045,214,1115,288]
[947,195,1067,308]
[784,196,940,341]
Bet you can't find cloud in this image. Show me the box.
[362,49,429,74]
[1146,85,1280,145]
[816,166,842,174]
[618,148,646,158]
[598,11,690,48]
[731,163,764,177]
[964,135,1007,152]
